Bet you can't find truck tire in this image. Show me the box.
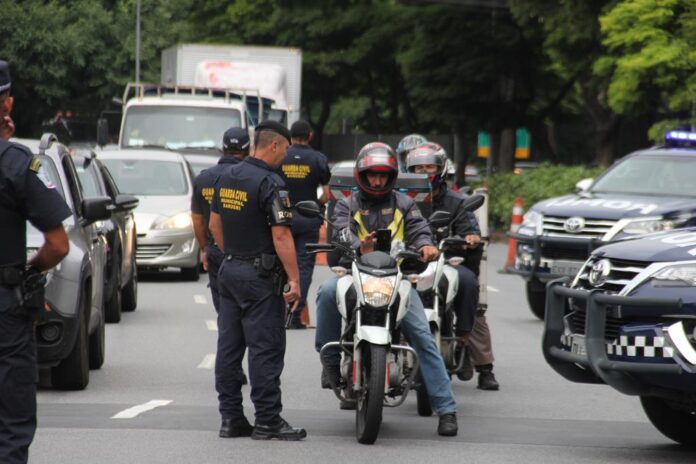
[356,344,386,444]
[88,307,106,370]
[641,396,696,447]
[104,255,122,323]
[122,260,137,312]
[52,288,90,390]
[526,279,546,320]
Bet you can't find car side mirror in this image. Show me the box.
[81,196,113,224]
[575,178,593,192]
[114,193,139,212]
[96,118,109,147]
[428,210,452,228]
[295,200,322,218]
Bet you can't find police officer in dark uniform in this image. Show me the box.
[209,120,306,440]
[191,127,251,312]
[0,60,71,464]
[278,120,330,329]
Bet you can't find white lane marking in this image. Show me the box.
[206,320,218,331]
[487,285,500,293]
[194,294,207,305]
[111,400,172,419]
[198,353,216,369]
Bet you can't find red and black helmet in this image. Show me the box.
[354,142,399,201]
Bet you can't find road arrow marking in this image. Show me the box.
[197,353,216,369]
[206,320,218,331]
[111,400,172,419]
[194,294,207,305]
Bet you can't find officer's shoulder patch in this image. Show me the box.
[409,208,422,218]
[29,156,42,173]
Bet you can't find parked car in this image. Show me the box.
[179,151,219,178]
[71,149,139,322]
[14,134,113,390]
[97,149,200,280]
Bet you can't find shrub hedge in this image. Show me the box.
[474,163,605,231]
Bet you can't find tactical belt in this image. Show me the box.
[225,255,259,263]
[0,266,23,287]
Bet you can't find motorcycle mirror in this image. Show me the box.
[295,200,322,218]
[461,194,485,212]
[428,210,451,228]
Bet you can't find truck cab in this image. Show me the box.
[118,83,251,152]
[512,131,696,319]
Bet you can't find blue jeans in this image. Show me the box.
[315,276,457,416]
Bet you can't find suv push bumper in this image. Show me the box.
[508,233,602,280]
[543,280,687,396]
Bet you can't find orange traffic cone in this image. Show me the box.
[503,197,524,272]
[316,224,328,266]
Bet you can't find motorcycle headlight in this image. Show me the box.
[621,218,677,235]
[518,210,542,236]
[652,264,696,287]
[152,212,192,230]
[360,274,397,307]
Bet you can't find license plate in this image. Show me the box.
[550,260,583,277]
[571,335,586,357]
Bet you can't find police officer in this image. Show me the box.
[0,60,71,464]
[192,127,251,312]
[209,120,306,440]
[278,120,330,329]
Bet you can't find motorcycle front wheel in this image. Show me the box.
[356,344,387,444]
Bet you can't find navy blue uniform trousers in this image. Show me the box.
[0,288,36,464]
[207,244,223,312]
[290,216,321,322]
[215,259,286,425]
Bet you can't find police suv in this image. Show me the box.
[512,131,696,319]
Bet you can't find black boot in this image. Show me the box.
[219,417,254,438]
[251,418,307,441]
[321,364,341,390]
[287,318,307,330]
[456,346,474,381]
[437,413,458,437]
[476,364,500,391]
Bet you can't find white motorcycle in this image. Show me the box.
[296,200,426,445]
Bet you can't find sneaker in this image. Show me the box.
[437,413,458,436]
[287,319,307,330]
[219,417,253,438]
[251,418,307,441]
[456,347,474,381]
[321,365,341,390]
[477,366,500,391]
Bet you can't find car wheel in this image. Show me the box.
[181,265,200,282]
[88,306,106,370]
[641,396,696,447]
[105,254,122,323]
[526,279,546,320]
[122,260,138,312]
[52,287,90,390]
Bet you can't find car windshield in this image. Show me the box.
[100,159,189,196]
[122,106,242,150]
[591,155,696,197]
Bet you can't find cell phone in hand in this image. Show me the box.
[375,228,392,252]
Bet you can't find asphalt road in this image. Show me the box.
[30,244,696,463]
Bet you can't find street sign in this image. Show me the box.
[515,128,530,160]
[478,131,490,158]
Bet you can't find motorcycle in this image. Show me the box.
[295,200,425,445]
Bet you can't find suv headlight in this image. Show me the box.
[360,274,396,307]
[152,212,192,230]
[652,264,696,287]
[518,210,542,235]
[621,218,681,235]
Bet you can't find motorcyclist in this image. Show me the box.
[314,142,459,437]
[406,143,480,343]
[395,134,427,172]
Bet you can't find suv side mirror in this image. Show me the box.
[96,118,109,147]
[81,196,113,224]
[575,178,593,192]
[295,200,322,218]
[114,193,139,212]
[428,210,452,228]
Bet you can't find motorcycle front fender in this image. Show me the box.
[356,325,391,346]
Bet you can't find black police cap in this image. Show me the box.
[222,127,250,152]
[255,120,291,144]
[0,60,11,94]
[290,120,311,138]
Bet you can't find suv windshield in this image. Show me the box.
[121,106,242,150]
[101,159,189,196]
[591,155,696,197]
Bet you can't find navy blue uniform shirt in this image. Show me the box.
[191,156,240,242]
[211,156,292,256]
[279,144,330,205]
[0,140,71,266]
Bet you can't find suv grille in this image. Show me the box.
[542,216,617,239]
[136,244,171,260]
[567,310,623,341]
[574,257,647,294]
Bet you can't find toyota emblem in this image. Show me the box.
[588,259,611,287]
[564,216,586,233]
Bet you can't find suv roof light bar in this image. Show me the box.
[664,130,696,148]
